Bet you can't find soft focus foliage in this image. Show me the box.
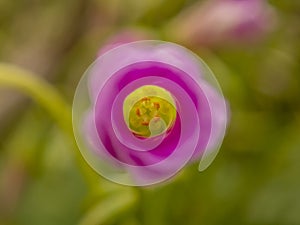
[0,0,300,225]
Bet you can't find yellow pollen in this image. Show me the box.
[123,85,177,138]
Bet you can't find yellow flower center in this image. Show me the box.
[123,85,177,138]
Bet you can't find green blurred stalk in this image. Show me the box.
[79,189,138,225]
[0,63,72,134]
[0,63,96,187]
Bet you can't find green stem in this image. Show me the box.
[0,63,72,135]
[0,63,97,186]
[78,189,138,225]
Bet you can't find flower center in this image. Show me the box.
[123,85,177,138]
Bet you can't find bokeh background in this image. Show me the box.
[0,0,300,224]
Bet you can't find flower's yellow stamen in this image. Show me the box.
[123,85,177,138]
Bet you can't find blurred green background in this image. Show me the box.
[0,0,300,225]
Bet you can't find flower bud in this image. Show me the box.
[168,0,277,48]
[98,28,155,56]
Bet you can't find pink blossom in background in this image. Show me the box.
[168,0,277,47]
[98,28,155,56]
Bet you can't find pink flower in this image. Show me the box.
[73,41,228,186]
[98,28,155,56]
[169,0,277,47]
